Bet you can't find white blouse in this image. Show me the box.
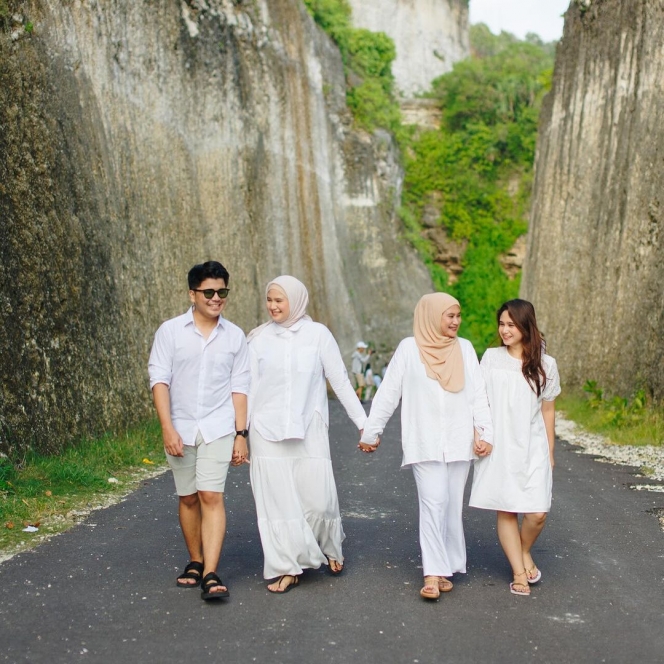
[360,337,493,466]
[248,319,367,441]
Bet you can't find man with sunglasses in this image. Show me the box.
[148,260,250,601]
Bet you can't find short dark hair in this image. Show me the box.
[188,261,230,289]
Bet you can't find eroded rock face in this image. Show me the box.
[347,0,469,97]
[0,0,431,455]
[521,0,664,399]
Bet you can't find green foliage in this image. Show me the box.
[401,28,554,352]
[303,0,400,132]
[582,381,649,428]
[559,387,663,447]
[305,11,555,353]
[0,421,166,550]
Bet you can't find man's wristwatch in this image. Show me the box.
[235,429,249,438]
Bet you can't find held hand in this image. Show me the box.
[163,429,184,457]
[231,436,249,466]
[474,440,493,457]
[358,437,380,453]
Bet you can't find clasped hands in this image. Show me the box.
[474,439,493,457]
[358,430,380,453]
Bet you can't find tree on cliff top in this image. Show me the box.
[401,26,554,352]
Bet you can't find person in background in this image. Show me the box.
[469,299,560,596]
[358,293,493,601]
[248,276,367,593]
[351,341,370,400]
[148,261,250,601]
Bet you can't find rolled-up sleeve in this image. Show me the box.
[148,324,173,389]
[230,336,251,395]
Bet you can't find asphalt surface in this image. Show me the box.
[0,402,663,664]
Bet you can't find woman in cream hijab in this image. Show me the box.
[359,293,493,600]
[248,276,366,593]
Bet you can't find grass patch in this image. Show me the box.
[558,386,664,447]
[0,420,166,553]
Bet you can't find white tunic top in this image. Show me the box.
[469,346,561,512]
[248,319,366,441]
[360,337,493,466]
[148,308,250,445]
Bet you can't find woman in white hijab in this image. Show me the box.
[248,276,366,593]
[359,293,493,600]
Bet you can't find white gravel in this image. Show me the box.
[556,416,664,484]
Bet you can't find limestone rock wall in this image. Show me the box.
[347,0,469,97]
[0,0,431,455]
[521,0,664,399]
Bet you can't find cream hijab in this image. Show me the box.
[413,293,465,393]
[247,275,312,342]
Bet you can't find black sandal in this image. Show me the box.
[200,572,230,600]
[176,561,204,588]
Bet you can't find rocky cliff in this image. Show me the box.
[347,0,469,97]
[0,0,432,455]
[521,0,664,399]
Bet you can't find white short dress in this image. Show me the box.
[469,346,561,513]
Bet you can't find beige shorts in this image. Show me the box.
[166,431,234,496]
[354,373,366,388]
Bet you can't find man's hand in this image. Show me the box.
[231,435,249,466]
[163,428,185,457]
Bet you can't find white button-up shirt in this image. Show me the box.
[148,308,250,445]
[361,337,493,466]
[248,319,366,441]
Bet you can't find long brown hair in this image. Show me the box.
[497,299,547,396]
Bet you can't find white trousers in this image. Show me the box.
[412,460,471,577]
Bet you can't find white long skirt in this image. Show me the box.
[249,412,344,579]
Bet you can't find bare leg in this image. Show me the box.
[496,511,529,594]
[177,493,203,584]
[198,490,227,593]
[521,512,547,577]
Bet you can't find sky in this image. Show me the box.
[469,0,571,43]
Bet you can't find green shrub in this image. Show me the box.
[303,0,400,133]
[401,31,554,351]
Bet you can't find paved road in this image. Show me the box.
[0,402,663,663]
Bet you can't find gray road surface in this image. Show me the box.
[0,402,662,663]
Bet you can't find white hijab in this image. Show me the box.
[247,275,312,342]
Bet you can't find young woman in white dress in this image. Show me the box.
[469,299,561,596]
[359,293,494,600]
[247,276,366,593]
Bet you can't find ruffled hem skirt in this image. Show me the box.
[249,412,345,579]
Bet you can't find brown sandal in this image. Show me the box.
[438,577,454,593]
[510,571,531,596]
[420,575,441,600]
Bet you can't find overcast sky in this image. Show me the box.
[469,0,571,42]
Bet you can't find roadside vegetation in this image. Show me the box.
[0,421,166,553]
[558,383,663,447]
[303,3,554,353]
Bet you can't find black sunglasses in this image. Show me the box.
[192,288,230,299]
